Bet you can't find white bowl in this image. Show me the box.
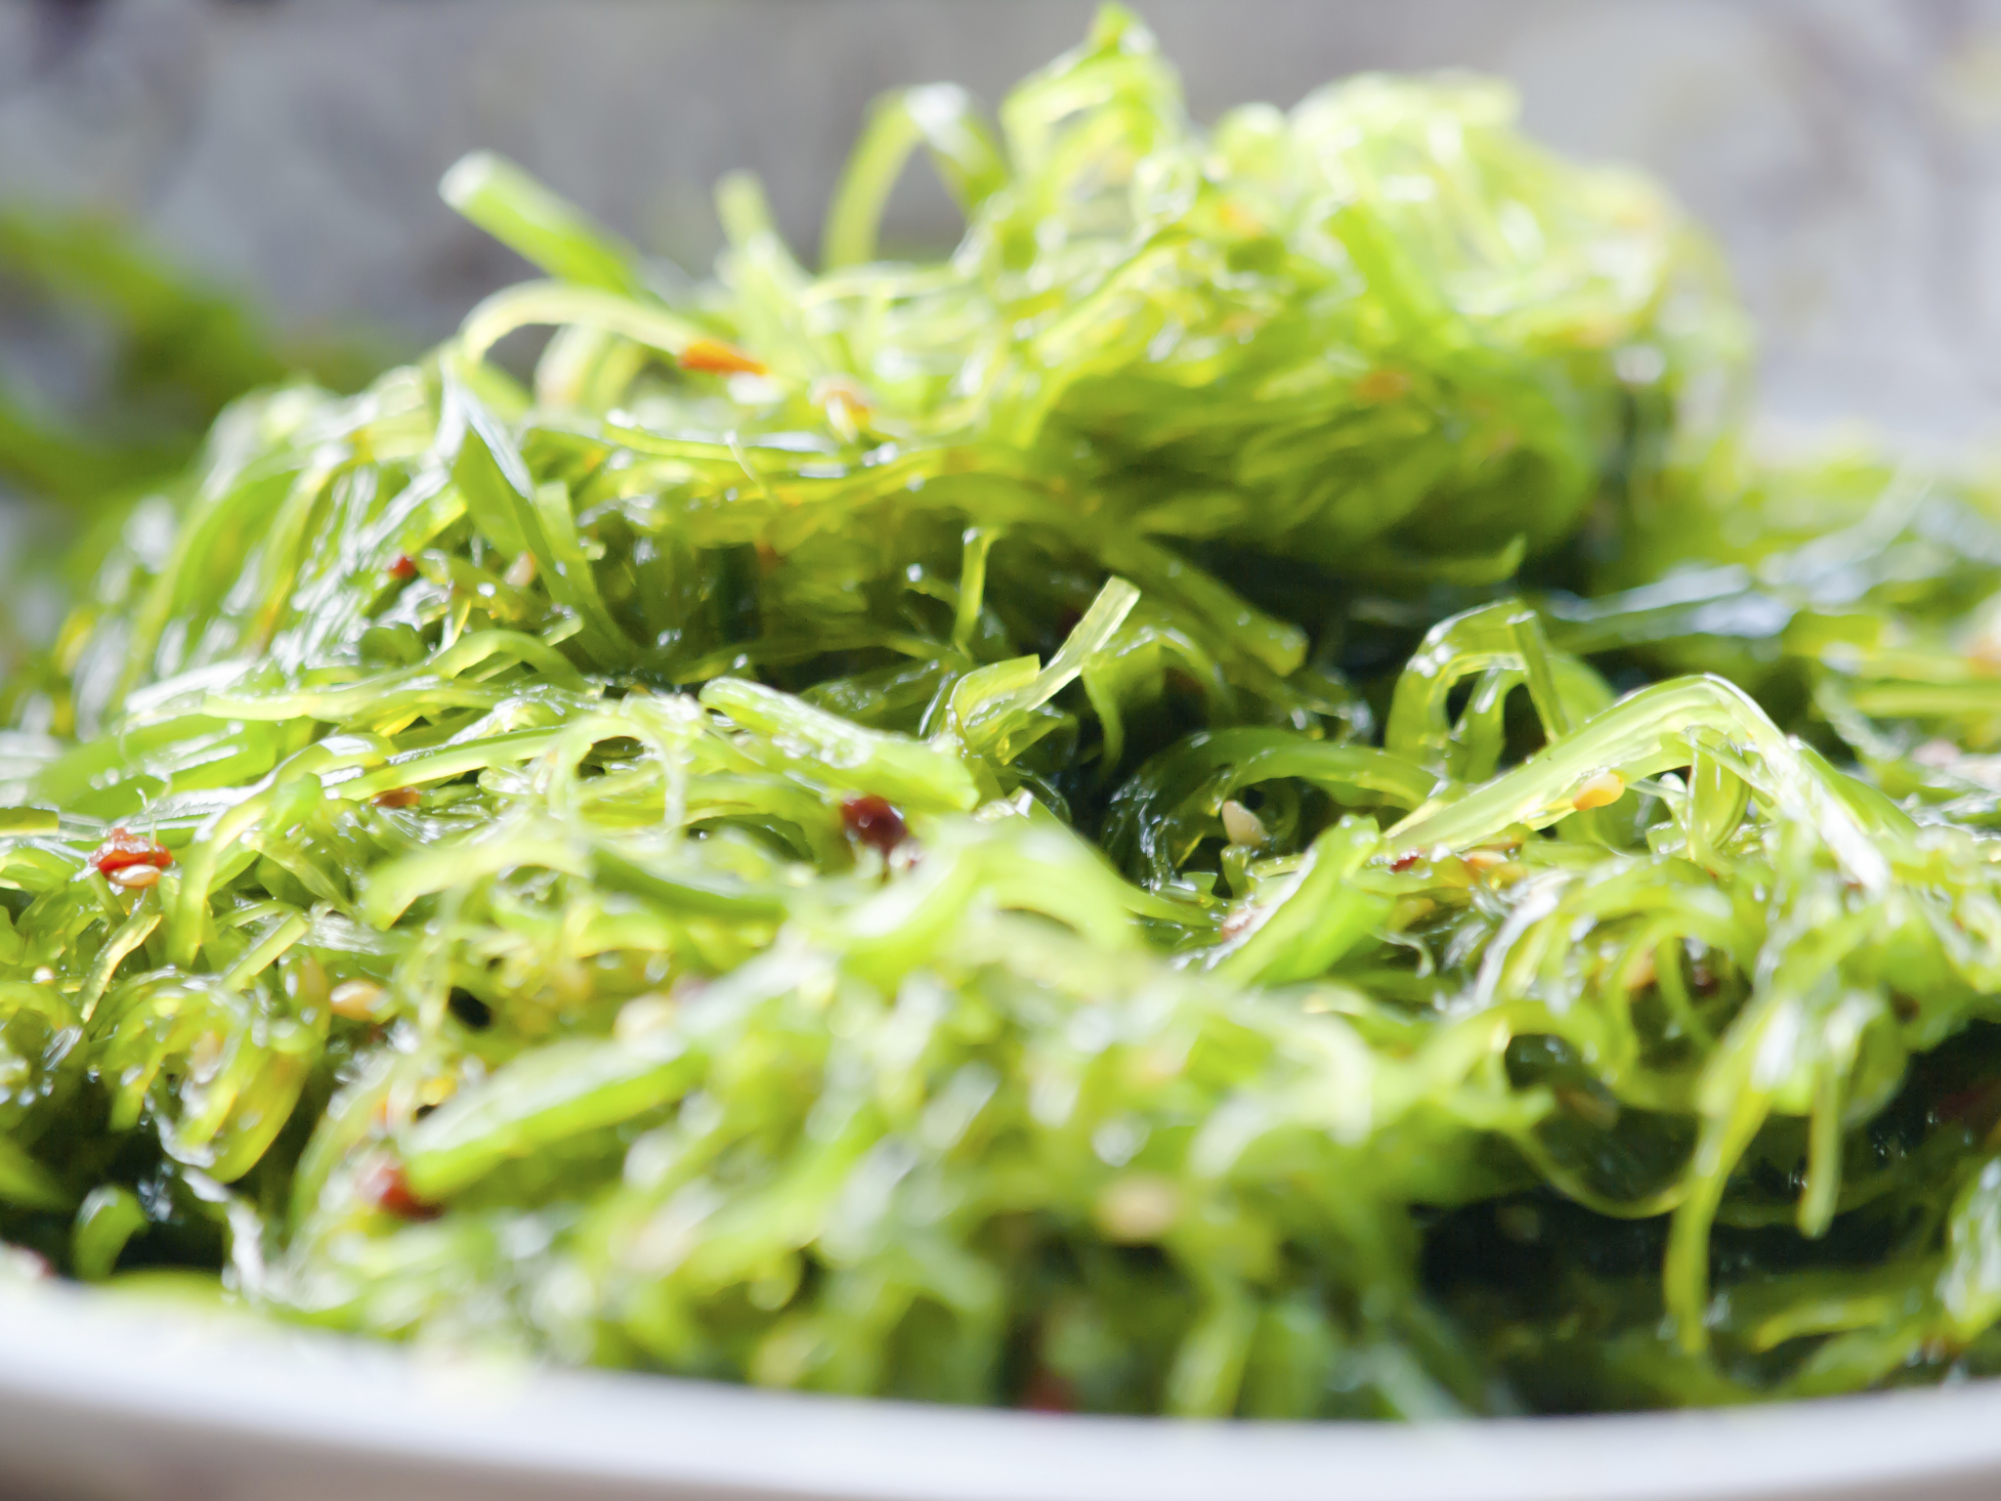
[0,1281,1995,1501]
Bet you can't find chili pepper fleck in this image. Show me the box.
[841,794,908,855]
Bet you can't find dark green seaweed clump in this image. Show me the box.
[8,9,2001,1417]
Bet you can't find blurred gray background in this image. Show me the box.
[3,0,2001,450]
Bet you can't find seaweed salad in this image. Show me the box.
[7,9,2001,1418]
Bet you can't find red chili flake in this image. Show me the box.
[387,553,418,580]
[1020,1365,1077,1414]
[1938,1086,1984,1122]
[1390,851,1423,873]
[678,338,766,377]
[90,828,173,878]
[356,1158,440,1221]
[372,787,422,809]
[1936,1081,2001,1129]
[841,794,908,855]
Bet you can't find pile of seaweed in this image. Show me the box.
[6,9,2001,1417]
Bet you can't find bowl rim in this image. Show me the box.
[1,1281,1998,1501]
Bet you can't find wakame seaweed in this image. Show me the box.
[8,8,2001,1416]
